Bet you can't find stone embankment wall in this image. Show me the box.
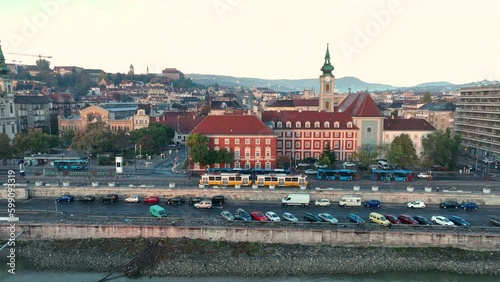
[4,224,500,251]
[2,186,500,205]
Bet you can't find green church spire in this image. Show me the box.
[320,43,334,75]
[0,41,10,77]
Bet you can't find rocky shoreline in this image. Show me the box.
[11,238,500,277]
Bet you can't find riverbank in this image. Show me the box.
[12,238,500,277]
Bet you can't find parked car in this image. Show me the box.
[432,165,448,171]
[449,216,470,227]
[265,211,281,222]
[303,212,322,222]
[398,214,419,225]
[166,197,185,205]
[347,213,365,224]
[305,169,317,175]
[144,196,160,204]
[385,214,401,224]
[211,195,225,206]
[407,200,426,209]
[297,162,309,167]
[188,197,203,205]
[194,199,212,209]
[318,213,339,224]
[234,208,252,221]
[315,198,331,207]
[363,199,381,208]
[124,195,140,203]
[250,211,268,221]
[221,211,234,221]
[78,195,95,202]
[459,202,478,210]
[282,212,299,222]
[100,194,118,203]
[413,215,433,225]
[56,194,74,202]
[314,162,327,168]
[343,161,356,167]
[431,215,455,226]
[440,201,459,209]
[417,172,431,179]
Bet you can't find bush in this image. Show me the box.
[98,156,113,166]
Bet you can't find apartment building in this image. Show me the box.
[455,85,500,161]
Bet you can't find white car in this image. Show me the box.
[407,200,426,209]
[265,211,281,222]
[124,195,140,203]
[317,213,339,224]
[315,199,331,207]
[297,162,309,167]
[315,163,327,168]
[194,200,212,209]
[431,215,455,226]
[305,169,317,175]
[221,211,234,220]
[417,172,431,179]
[282,212,298,222]
[343,162,356,167]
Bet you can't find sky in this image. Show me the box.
[0,0,499,87]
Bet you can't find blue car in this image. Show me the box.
[449,216,470,227]
[363,199,381,208]
[56,194,74,202]
[234,208,252,221]
[459,202,478,210]
[347,213,365,224]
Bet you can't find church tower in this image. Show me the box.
[319,44,335,112]
[128,64,134,75]
[0,41,18,140]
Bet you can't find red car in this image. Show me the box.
[385,214,401,224]
[398,214,418,225]
[250,211,268,221]
[144,196,160,204]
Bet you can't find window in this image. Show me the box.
[265,139,271,145]
[324,121,330,128]
[235,162,240,168]
[225,139,229,145]
[256,139,260,145]
[265,162,271,170]
[1,124,5,134]
[295,141,300,148]
[277,121,282,128]
[334,141,340,149]
[305,132,311,137]
[324,132,329,137]
[265,148,271,158]
[245,139,250,144]
[305,142,310,148]
[334,121,340,128]
[255,162,261,169]
[347,132,352,138]
[325,101,330,110]
[214,139,219,145]
[295,132,301,137]
[234,149,240,159]
[347,122,353,128]
[305,121,310,128]
[255,148,261,157]
[314,121,320,128]
[314,141,320,148]
[296,121,301,128]
[245,162,251,169]
[325,83,330,93]
[235,139,239,145]
[295,152,300,160]
[277,141,282,148]
[245,147,250,157]
[286,141,291,148]
[286,121,291,128]
[347,141,352,149]
[334,132,339,137]
[9,103,13,115]
[367,127,372,133]
[314,153,320,159]
[314,132,320,138]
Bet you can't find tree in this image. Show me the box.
[389,133,419,168]
[421,128,461,170]
[215,149,233,166]
[114,129,130,152]
[61,130,75,146]
[318,143,336,168]
[129,123,175,154]
[186,133,209,166]
[0,133,14,159]
[276,155,291,169]
[352,144,379,168]
[422,92,432,103]
[12,128,51,156]
[71,121,115,154]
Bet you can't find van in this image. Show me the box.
[281,193,310,207]
[211,195,225,206]
[378,160,388,170]
[338,195,361,207]
[149,205,167,217]
[369,212,390,226]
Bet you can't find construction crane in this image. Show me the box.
[6,52,52,61]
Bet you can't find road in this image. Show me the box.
[5,197,499,227]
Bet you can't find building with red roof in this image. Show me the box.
[383,117,436,156]
[190,114,277,171]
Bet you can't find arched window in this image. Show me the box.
[295,121,301,128]
[305,121,310,128]
[334,121,340,128]
[286,121,291,128]
[314,121,320,128]
[9,103,13,115]
[11,123,15,134]
[325,83,330,93]
[324,121,330,128]
[1,124,5,134]
[325,101,330,110]
[7,84,12,93]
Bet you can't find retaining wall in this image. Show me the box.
[4,224,500,251]
[2,186,500,205]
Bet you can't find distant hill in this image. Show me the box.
[186,74,395,93]
[186,73,500,93]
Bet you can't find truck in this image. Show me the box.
[281,193,310,207]
[338,195,362,207]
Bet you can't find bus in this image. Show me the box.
[255,174,307,187]
[199,173,252,187]
[370,169,414,182]
[317,169,357,181]
[53,159,88,171]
